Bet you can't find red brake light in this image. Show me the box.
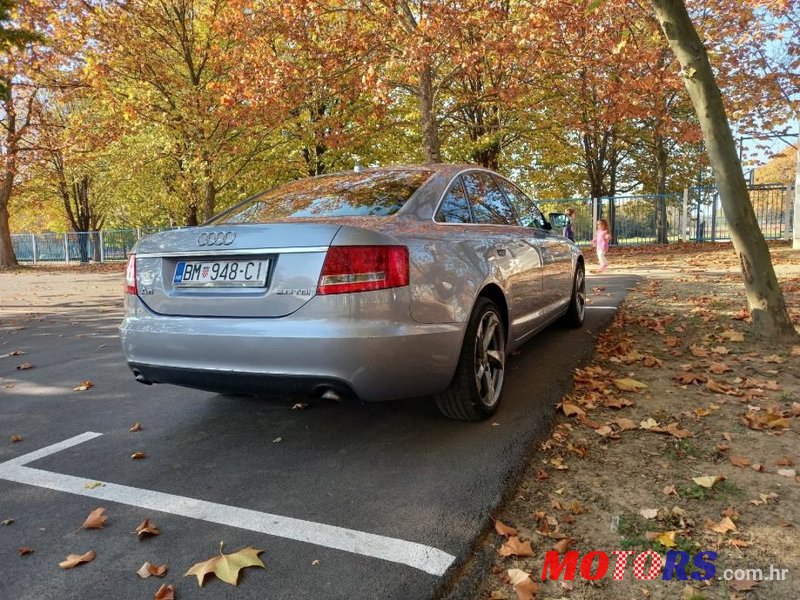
[317,245,409,295]
[125,254,137,295]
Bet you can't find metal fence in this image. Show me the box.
[11,228,174,264]
[543,182,791,246]
[9,183,793,262]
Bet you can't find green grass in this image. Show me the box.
[680,480,742,501]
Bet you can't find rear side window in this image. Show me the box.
[435,178,472,223]
[461,171,519,225]
[494,177,547,229]
[216,169,434,223]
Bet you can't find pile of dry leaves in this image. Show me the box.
[476,242,800,600]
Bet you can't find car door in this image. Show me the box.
[460,171,545,343]
[495,177,573,312]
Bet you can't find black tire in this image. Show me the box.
[562,261,586,328]
[435,297,506,421]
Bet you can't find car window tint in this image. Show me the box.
[494,177,546,229]
[461,171,518,225]
[216,169,434,223]
[435,178,472,223]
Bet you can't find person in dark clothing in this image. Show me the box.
[564,208,576,241]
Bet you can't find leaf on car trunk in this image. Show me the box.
[73,380,94,391]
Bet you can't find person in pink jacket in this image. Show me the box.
[591,219,611,272]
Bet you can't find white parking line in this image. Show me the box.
[0,432,455,577]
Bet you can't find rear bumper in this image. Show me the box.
[120,294,463,401]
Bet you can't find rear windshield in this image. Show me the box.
[216,169,434,223]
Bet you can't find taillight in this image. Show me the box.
[317,245,409,295]
[125,254,137,295]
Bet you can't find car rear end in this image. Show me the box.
[120,169,463,401]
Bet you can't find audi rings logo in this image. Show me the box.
[197,231,236,246]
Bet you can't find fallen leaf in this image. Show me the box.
[791,345,800,356]
[662,485,677,496]
[137,561,168,578]
[73,380,94,391]
[291,403,308,410]
[16,362,33,370]
[614,378,648,392]
[729,578,759,592]
[749,492,778,506]
[730,539,752,548]
[743,410,790,431]
[776,456,794,467]
[10,434,23,443]
[499,536,535,557]
[552,538,574,553]
[129,422,142,432]
[689,345,709,357]
[611,417,637,431]
[663,422,693,439]
[643,356,662,368]
[777,468,797,478]
[723,432,732,441]
[692,475,725,489]
[185,543,265,587]
[604,397,633,409]
[82,508,107,529]
[507,569,539,600]
[706,516,737,534]
[84,481,103,489]
[763,354,784,364]
[673,372,706,385]
[135,519,160,538]
[720,330,745,342]
[639,508,658,520]
[495,520,518,538]
[535,469,549,481]
[272,437,282,444]
[154,584,175,600]
[59,550,96,569]
[639,418,659,430]
[729,456,751,468]
[665,336,680,347]
[561,402,585,418]
[708,362,731,375]
[654,531,677,548]
[131,451,146,459]
[18,547,34,555]
[1,519,13,526]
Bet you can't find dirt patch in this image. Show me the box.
[474,242,800,600]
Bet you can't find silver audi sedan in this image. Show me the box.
[121,165,585,420]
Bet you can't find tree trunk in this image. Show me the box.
[0,79,18,268]
[0,200,16,268]
[654,133,669,244]
[650,0,797,340]
[418,63,442,163]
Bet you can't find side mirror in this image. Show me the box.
[549,213,569,228]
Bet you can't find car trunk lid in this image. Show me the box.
[133,223,340,318]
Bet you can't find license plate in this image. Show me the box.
[173,260,269,288]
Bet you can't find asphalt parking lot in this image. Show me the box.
[0,269,637,600]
